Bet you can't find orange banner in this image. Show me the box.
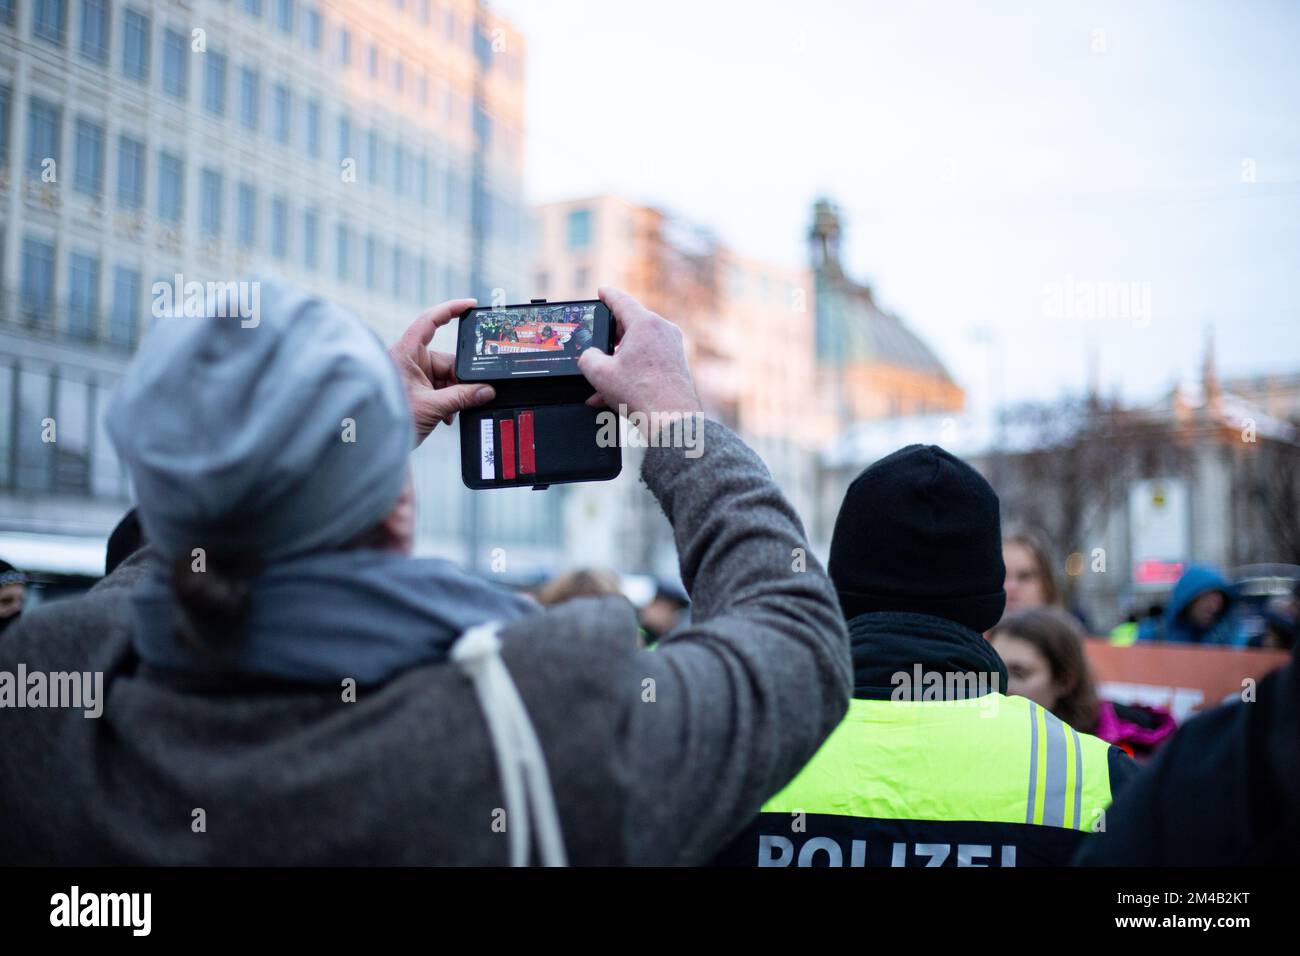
[1084,638,1290,721]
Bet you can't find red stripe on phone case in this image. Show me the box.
[518,410,536,475]
[500,417,517,480]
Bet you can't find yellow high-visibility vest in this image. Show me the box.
[716,694,1121,866]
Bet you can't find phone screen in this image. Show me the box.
[456,301,610,382]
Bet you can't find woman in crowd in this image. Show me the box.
[1002,532,1061,614]
[990,607,1176,760]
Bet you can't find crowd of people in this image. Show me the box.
[473,307,595,356]
[0,281,1295,866]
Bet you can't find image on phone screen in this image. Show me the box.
[457,301,607,381]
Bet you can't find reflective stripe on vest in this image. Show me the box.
[762,695,1115,832]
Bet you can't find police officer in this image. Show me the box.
[714,445,1137,867]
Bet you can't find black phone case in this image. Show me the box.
[458,300,622,490]
[460,403,621,490]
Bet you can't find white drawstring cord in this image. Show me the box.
[451,621,568,867]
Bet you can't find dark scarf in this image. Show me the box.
[131,549,536,685]
[847,610,1008,701]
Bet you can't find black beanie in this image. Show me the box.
[829,444,1006,632]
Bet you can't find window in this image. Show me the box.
[337,115,352,162]
[366,129,381,185]
[417,72,429,107]
[275,0,293,33]
[304,98,321,157]
[365,235,377,289]
[79,0,109,63]
[391,247,403,299]
[418,0,430,26]
[54,374,91,493]
[338,27,351,66]
[73,119,105,198]
[204,50,227,116]
[270,196,288,259]
[17,366,55,492]
[26,98,62,179]
[162,29,188,99]
[0,0,14,27]
[729,264,745,299]
[33,0,67,46]
[157,151,184,223]
[200,168,222,238]
[474,21,492,67]
[416,154,429,207]
[236,182,257,248]
[301,209,318,269]
[391,144,405,195]
[243,0,263,16]
[116,135,145,210]
[20,237,57,322]
[272,84,291,145]
[239,67,260,131]
[0,364,12,489]
[443,165,459,218]
[305,6,322,49]
[335,223,351,280]
[567,208,592,250]
[0,85,10,169]
[417,257,429,304]
[392,58,403,92]
[110,266,141,348]
[67,251,101,339]
[367,44,379,78]
[121,9,150,82]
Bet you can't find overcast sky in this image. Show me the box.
[492,0,1300,412]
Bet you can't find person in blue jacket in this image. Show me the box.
[1159,564,1246,646]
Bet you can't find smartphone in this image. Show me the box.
[455,300,613,383]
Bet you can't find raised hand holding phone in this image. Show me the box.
[578,287,704,434]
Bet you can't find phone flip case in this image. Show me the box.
[459,302,622,490]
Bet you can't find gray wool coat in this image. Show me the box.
[0,421,851,864]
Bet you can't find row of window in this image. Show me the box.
[12,0,509,63]
[14,236,144,346]
[9,0,521,122]
[14,231,479,345]
[25,0,319,62]
[0,357,126,499]
[1,87,522,241]
[0,349,566,543]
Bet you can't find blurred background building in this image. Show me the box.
[809,199,964,423]
[819,336,1300,631]
[0,0,971,595]
[0,0,546,574]
[532,195,953,574]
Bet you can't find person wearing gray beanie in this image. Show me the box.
[103,277,531,676]
[107,278,413,564]
[1,284,855,868]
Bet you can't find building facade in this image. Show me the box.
[533,194,831,575]
[809,198,964,422]
[0,0,557,572]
